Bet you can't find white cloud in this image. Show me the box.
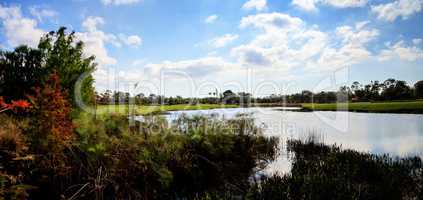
[371,0,423,22]
[240,12,303,31]
[0,5,45,47]
[126,35,142,46]
[335,22,379,46]
[378,40,423,61]
[78,16,142,65]
[204,15,218,24]
[324,0,368,8]
[292,0,318,11]
[308,21,379,70]
[242,0,267,11]
[355,20,370,30]
[101,0,141,6]
[235,13,330,69]
[413,38,422,45]
[76,16,118,66]
[232,45,272,66]
[77,16,142,89]
[292,0,368,11]
[76,16,142,66]
[119,34,143,46]
[235,13,379,72]
[82,16,105,31]
[144,57,238,78]
[209,34,239,48]
[28,6,58,22]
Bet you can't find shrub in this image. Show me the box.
[27,72,74,147]
[22,72,75,198]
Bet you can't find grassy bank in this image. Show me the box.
[96,104,239,115]
[301,101,423,114]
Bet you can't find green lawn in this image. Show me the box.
[301,101,423,114]
[96,104,239,115]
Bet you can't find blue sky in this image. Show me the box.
[1,0,423,97]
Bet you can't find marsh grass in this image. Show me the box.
[250,137,423,200]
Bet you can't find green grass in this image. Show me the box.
[301,101,423,114]
[95,104,239,115]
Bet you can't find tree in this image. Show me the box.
[382,79,412,100]
[222,90,238,104]
[38,27,96,107]
[414,80,423,99]
[351,81,366,100]
[0,46,46,101]
[301,90,313,103]
[0,27,96,107]
[369,81,381,101]
[222,90,235,98]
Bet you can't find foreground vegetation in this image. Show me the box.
[1,111,279,199]
[301,101,423,114]
[3,108,422,199]
[96,104,239,115]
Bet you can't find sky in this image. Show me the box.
[1,0,423,97]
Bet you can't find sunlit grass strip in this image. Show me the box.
[96,104,240,115]
[301,101,423,113]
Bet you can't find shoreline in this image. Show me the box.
[299,101,423,114]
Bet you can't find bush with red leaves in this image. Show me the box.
[26,72,74,175]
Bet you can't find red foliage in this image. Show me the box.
[10,100,31,109]
[28,72,74,145]
[26,72,74,175]
[0,96,31,113]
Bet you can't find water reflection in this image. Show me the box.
[162,107,423,173]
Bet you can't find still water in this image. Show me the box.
[163,107,423,173]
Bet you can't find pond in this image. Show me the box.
[158,107,423,173]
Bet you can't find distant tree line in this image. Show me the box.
[97,79,423,105]
[279,79,423,103]
[95,89,252,105]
